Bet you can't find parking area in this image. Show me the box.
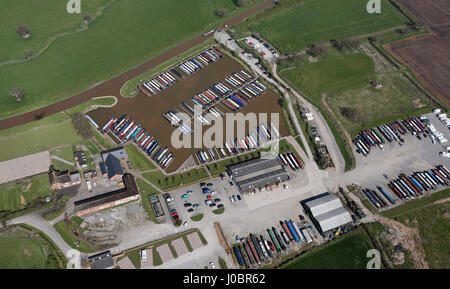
[242,35,279,63]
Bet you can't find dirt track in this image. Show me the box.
[385,0,450,107]
[0,0,274,131]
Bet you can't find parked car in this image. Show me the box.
[232,195,238,202]
[192,204,199,208]
[217,204,224,208]
[206,195,212,200]
[170,209,176,214]
[183,221,188,227]
[173,215,180,221]
[205,199,212,205]
[183,202,192,207]
[209,203,216,207]
[229,181,234,186]
[236,195,241,201]
[187,208,194,213]
[187,190,193,194]
[181,193,189,199]
[207,183,213,187]
[214,198,221,203]
[140,249,147,261]
[230,196,235,203]
[200,182,206,187]
[209,262,215,269]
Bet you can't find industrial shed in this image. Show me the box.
[228,157,289,193]
[304,193,352,236]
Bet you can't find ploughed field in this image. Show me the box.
[385,0,450,106]
[88,54,287,173]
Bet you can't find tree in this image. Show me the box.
[306,44,327,57]
[215,8,229,18]
[10,88,24,102]
[83,14,92,23]
[71,113,93,139]
[17,24,30,38]
[333,38,360,51]
[235,0,249,7]
[24,50,33,59]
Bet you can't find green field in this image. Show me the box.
[394,201,450,268]
[0,0,255,118]
[280,45,433,138]
[280,228,374,269]
[0,225,65,269]
[237,0,407,54]
[143,168,209,191]
[0,174,51,213]
[125,143,155,171]
[53,220,95,253]
[50,146,75,171]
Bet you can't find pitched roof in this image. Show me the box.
[101,147,127,162]
[88,250,114,269]
[104,154,123,179]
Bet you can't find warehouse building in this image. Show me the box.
[228,157,289,194]
[74,173,139,216]
[303,193,352,237]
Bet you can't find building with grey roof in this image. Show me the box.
[88,250,114,269]
[304,193,353,236]
[228,157,289,193]
[100,147,127,181]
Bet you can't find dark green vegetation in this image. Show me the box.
[0,0,258,118]
[135,178,159,223]
[125,144,155,171]
[190,214,204,222]
[235,0,406,54]
[0,174,51,217]
[212,207,225,215]
[143,168,209,191]
[0,225,66,269]
[280,227,374,269]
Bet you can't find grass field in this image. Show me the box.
[0,0,254,118]
[280,227,374,269]
[53,220,95,253]
[280,45,433,138]
[0,225,65,269]
[143,168,209,191]
[0,0,109,63]
[0,174,51,213]
[236,0,407,54]
[125,144,155,171]
[394,200,450,268]
[50,146,75,171]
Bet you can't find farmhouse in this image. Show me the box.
[49,169,82,190]
[303,193,352,237]
[74,173,139,217]
[228,157,289,194]
[73,151,87,169]
[99,147,128,181]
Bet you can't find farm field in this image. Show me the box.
[280,46,433,138]
[280,228,375,269]
[88,52,288,172]
[385,0,450,106]
[393,199,450,269]
[0,97,114,163]
[0,174,51,213]
[0,0,108,63]
[0,0,258,118]
[235,0,407,54]
[0,225,66,269]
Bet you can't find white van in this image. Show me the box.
[140,249,147,261]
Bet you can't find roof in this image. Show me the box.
[0,151,51,185]
[305,193,352,233]
[228,158,288,192]
[88,250,114,269]
[73,151,87,166]
[305,194,343,216]
[101,147,127,162]
[74,173,139,213]
[49,170,71,184]
[70,171,81,183]
[99,162,107,175]
[314,207,353,232]
[104,154,123,179]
